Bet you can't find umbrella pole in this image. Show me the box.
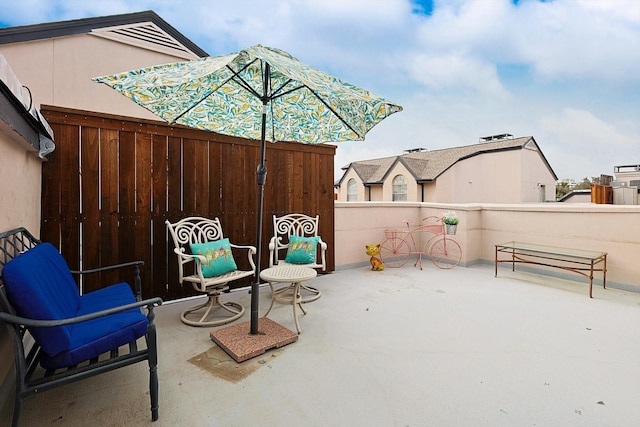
[250,64,271,335]
[251,130,266,335]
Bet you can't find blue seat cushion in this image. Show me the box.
[77,282,140,314]
[41,284,148,369]
[2,243,149,370]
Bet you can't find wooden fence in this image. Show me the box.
[41,106,335,301]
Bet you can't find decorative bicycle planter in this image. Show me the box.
[379,216,461,270]
[443,211,459,235]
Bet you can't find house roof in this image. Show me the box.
[341,136,558,185]
[0,10,208,59]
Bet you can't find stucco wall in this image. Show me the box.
[334,202,640,292]
[335,202,423,267]
[0,128,42,234]
[438,150,519,203]
[369,185,383,201]
[521,146,556,202]
[0,34,193,118]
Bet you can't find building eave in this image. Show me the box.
[0,62,54,157]
[0,10,209,58]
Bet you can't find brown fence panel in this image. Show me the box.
[99,128,120,288]
[79,126,102,290]
[41,106,335,302]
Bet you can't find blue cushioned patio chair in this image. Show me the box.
[0,228,162,426]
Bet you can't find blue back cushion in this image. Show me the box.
[2,243,81,356]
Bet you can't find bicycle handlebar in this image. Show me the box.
[400,216,443,227]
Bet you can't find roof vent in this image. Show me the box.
[90,22,198,60]
[479,133,513,142]
[403,148,427,153]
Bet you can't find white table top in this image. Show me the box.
[260,265,317,282]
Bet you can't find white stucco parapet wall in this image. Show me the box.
[334,202,640,292]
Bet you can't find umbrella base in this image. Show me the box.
[210,317,298,363]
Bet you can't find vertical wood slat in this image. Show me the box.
[99,128,120,287]
[59,124,81,272]
[136,132,153,297]
[165,135,184,301]
[194,139,209,215]
[182,138,197,216]
[118,131,137,285]
[41,106,335,301]
[151,134,168,298]
[41,123,61,245]
[80,127,101,292]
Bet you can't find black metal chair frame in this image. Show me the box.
[0,227,162,426]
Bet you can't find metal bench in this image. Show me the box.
[0,227,162,426]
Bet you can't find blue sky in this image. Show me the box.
[1,0,638,181]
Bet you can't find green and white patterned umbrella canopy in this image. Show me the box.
[94,45,402,144]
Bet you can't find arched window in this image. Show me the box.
[392,175,407,201]
[347,178,357,201]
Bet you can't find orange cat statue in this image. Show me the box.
[366,244,384,271]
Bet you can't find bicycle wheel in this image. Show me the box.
[379,238,411,268]
[429,237,461,269]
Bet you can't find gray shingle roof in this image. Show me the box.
[343,136,557,184]
[351,157,396,183]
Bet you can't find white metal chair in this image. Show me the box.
[166,217,256,327]
[268,214,327,303]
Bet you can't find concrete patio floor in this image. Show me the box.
[18,264,640,427]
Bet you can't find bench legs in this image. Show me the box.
[147,308,159,421]
[11,390,23,427]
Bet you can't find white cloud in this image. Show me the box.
[537,108,638,179]
[577,0,640,22]
[510,0,640,82]
[408,53,509,98]
[540,108,632,150]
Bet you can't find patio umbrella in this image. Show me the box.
[94,44,402,334]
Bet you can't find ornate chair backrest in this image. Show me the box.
[274,214,320,239]
[165,217,225,283]
[271,214,325,269]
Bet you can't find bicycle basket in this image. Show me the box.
[384,229,407,239]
